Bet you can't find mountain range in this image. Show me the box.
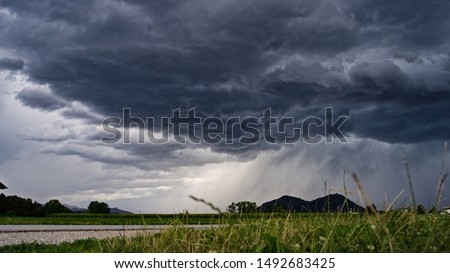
[259,194,365,213]
[63,204,133,214]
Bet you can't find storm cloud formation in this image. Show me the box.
[0,57,24,71]
[1,0,449,143]
[0,0,449,211]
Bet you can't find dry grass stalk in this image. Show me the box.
[384,190,405,212]
[189,195,222,214]
[401,149,417,208]
[435,142,448,210]
[352,173,378,216]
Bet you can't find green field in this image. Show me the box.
[1,211,449,253]
[0,213,223,225]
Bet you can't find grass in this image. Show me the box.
[0,213,224,225]
[1,211,449,253]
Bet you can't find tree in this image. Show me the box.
[226,201,258,213]
[44,199,72,215]
[0,194,44,216]
[226,202,237,213]
[32,201,45,217]
[87,201,110,214]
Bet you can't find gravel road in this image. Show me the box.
[0,229,154,247]
[0,225,218,247]
[0,225,159,247]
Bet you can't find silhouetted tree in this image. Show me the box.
[0,194,44,216]
[226,201,257,213]
[226,202,237,213]
[87,201,110,214]
[44,199,72,215]
[32,201,45,216]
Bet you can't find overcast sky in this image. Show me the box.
[0,0,449,213]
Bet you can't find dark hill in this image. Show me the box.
[259,195,310,213]
[260,194,365,213]
[63,204,133,214]
[110,207,133,214]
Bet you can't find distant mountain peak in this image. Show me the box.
[63,204,87,213]
[260,194,364,213]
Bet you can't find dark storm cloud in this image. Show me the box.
[349,61,411,93]
[59,108,103,123]
[349,0,450,48]
[1,0,450,151]
[16,87,68,111]
[393,51,421,64]
[0,57,24,71]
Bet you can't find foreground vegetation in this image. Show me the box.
[1,211,449,253]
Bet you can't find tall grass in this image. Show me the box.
[401,142,449,211]
[402,148,417,209]
[2,212,448,253]
[435,142,448,210]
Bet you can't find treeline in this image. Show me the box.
[0,194,71,216]
[0,194,110,217]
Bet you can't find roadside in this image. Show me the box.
[0,230,151,247]
[0,224,220,247]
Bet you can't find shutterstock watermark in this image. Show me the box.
[101,107,348,145]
